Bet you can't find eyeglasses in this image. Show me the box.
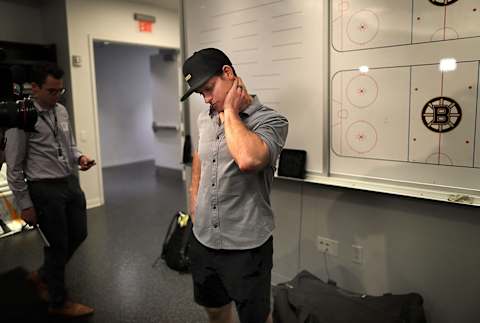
[46,88,67,96]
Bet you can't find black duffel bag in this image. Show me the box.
[273,270,426,323]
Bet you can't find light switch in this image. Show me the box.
[72,55,82,67]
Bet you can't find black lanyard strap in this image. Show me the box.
[40,107,58,138]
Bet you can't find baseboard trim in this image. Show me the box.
[87,197,102,209]
[155,166,183,180]
[102,159,154,169]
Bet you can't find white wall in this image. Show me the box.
[94,42,158,167]
[271,180,480,323]
[0,1,44,44]
[65,0,180,207]
[150,51,182,170]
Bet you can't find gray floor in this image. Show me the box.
[0,160,209,323]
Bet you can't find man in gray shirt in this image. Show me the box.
[181,48,288,323]
[5,64,95,317]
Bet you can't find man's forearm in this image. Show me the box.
[70,127,83,161]
[8,167,33,210]
[223,109,269,172]
[189,152,201,220]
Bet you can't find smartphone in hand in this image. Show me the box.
[80,159,96,170]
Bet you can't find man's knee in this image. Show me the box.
[69,225,87,251]
[205,303,233,322]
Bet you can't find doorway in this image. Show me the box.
[92,40,182,202]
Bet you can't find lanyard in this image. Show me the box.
[38,106,66,159]
[40,107,58,138]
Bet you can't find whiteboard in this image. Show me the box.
[183,0,326,174]
[330,0,480,204]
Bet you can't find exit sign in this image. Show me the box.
[134,13,155,33]
[138,20,153,33]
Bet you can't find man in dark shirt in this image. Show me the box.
[5,64,95,317]
[181,48,288,323]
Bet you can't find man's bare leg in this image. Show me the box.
[205,302,235,323]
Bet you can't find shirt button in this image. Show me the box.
[212,183,215,187]
[213,159,216,163]
[213,224,218,228]
[217,136,220,140]
[213,205,217,209]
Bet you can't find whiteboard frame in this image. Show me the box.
[314,0,480,206]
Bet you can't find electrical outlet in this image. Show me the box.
[352,244,363,264]
[316,236,338,256]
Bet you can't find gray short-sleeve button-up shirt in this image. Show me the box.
[194,95,288,250]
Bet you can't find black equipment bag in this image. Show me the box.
[273,270,426,323]
[161,211,192,272]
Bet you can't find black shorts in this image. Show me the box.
[188,235,273,323]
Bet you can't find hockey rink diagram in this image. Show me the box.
[332,0,480,51]
[331,61,480,168]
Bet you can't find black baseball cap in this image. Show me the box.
[180,48,232,102]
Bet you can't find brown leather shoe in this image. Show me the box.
[48,301,95,317]
[26,271,49,302]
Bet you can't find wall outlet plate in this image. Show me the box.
[352,244,363,264]
[316,236,338,256]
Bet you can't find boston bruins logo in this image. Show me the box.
[421,96,461,133]
[429,0,458,6]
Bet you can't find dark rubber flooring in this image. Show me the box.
[0,160,209,323]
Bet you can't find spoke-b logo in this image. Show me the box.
[421,96,462,133]
[429,0,458,6]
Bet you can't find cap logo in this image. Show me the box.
[185,74,192,81]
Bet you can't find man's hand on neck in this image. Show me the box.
[223,77,251,114]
